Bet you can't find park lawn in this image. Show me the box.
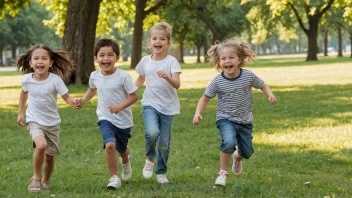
[0,57,351,197]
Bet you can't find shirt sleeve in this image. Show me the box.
[123,74,138,94]
[21,74,29,92]
[170,57,182,74]
[89,71,97,89]
[251,72,264,89]
[135,57,145,76]
[55,76,69,96]
[204,77,218,98]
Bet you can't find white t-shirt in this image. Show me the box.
[89,68,138,129]
[22,73,68,126]
[136,55,182,115]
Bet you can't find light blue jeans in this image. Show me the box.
[142,106,174,174]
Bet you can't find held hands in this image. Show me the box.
[73,98,83,109]
[193,113,203,125]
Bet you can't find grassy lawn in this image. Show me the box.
[0,56,351,197]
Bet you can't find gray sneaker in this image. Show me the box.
[143,160,154,179]
[119,155,132,181]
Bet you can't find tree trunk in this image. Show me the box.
[275,36,281,54]
[306,18,319,61]
[179,41,185,64]
[62,0,101,85]
[337,25,343,57]
[323,29,328,56]
[11,44,16,61]
[203,38,208,62]
[131,0,146,69]
[0,43,3,66]
[196,44,201,63]
[350,34,352,58]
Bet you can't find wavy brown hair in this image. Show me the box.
[15,44,74,78]
[207,37,256,70]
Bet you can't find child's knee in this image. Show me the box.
[240,149,254,159]
[221,139,236,153]
[105,142,116,151]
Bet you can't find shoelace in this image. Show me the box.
[234,160,242,172]
[158,175,168,182]
[123,164,131,174]
[144,162,153,171]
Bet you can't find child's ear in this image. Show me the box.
[50,60,53,67]
[94,56,97,63]
[116,55,120,61]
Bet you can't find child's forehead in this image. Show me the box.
[219,46,238,54]
[97,46,115,53]
[32,48,50,56]
[150,29,168,37]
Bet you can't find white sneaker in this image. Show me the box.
[157,174,169,184]
[106,176,121,190]
[119,156,132,180]
[215,171,228,186]
[143,160,154,179]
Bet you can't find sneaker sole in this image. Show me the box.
[215,182,226,187]
[106,186,118,190]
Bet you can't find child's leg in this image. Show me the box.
[220,151,232,171]
[236,123,254,159]
[42,154,54,182]
[142,106,160,163]
[105,142,118,176]
[118,147,129,164]
[155,114,173,175]
[33,136,47,180]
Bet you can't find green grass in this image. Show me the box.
[0,55,351,197]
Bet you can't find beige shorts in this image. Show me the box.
[26,122,61,156]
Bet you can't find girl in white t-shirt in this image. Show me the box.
[16,44,79,192]
[135,22,182,184]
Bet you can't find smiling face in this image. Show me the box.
[29,48,52,77]
[148,29,170,59]
[219,47,242,78]
[95,46,119,76]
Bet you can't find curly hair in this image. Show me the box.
[207,37,256,70]
[94,38,120,56]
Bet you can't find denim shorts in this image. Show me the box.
[216,119,254,159]
[97,120,131,152]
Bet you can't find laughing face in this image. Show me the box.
[219,47,242,78]
[29,48,53,78]
[95,46,120,76]
[148,29,170,59]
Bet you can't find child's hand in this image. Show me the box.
[193,113,203,125]
[109,105,121,114]
[17,114,25,127]
[157,70,168,79]
[268,95,277,104]
[74,98,83,109]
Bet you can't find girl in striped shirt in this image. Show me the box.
[193,37,277,186]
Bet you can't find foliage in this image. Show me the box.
[0,0,30,19]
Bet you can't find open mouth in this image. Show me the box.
[154,45,162,49]
[224,65,233,69]
[102,62,110,66]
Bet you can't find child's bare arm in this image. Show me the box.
[108,91,138,114]
[135,75,145,88]
[17,90,28,127]
[61,93,81,109]
[261,84,277,104]
[81,88,97,105]
[193,95,211,125]
[157,71,181,89]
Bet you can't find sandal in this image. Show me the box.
[41,181,50,191]
[28,178,41,192]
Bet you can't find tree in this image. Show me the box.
[267,0,334,61]
[62,0,102,85]
[0,0,30,19]
[130,0,166,68]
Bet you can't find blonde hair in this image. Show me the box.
[147,22,172,43]
[207,37,256,70]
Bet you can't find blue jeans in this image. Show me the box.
[142,106,174,174]
[216,119,254,159]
